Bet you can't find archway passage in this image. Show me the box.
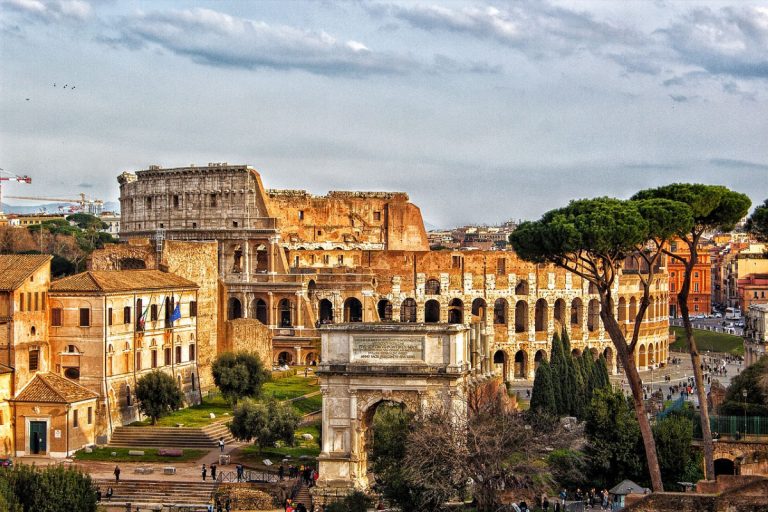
[714,458,735,477]
[277,351,293,365]
[554,299,566,327]
[305,352,317,365]
[535,299,548,332]
[228,297,242,320]
[252,298,268,324]
[494,299,508,325]
[377,299,393,321]
[344,297,363,322]
[364,401,411,487]
[319,299,334,324]
[279,299,293,327]
[514,350,527,379]
[471,298,487,322]
[401,298,417,323]
[515,280,529,295]
[587,299,600,332]
[448,299,463,324]
[570,298,583,329]
[493,350,507,380]
[424,299,440,323]
[425,278,441,295]
[515,301,528,333]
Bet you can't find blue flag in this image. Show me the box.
[170,303,181,323]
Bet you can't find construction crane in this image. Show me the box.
[4,192,104,215]
[0,169,32,215]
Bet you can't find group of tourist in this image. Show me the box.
[284,497,309,512]
[279,463,318,486]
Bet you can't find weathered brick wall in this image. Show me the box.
[223,318,272,367]
[87,239,157,270]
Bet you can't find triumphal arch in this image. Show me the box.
[313,322,471,502]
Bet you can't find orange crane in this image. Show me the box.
[4,192,104,214]
[0,169,32,214]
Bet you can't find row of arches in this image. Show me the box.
[492,346,615,380]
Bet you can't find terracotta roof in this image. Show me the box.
[13,373,98,403]
[0,254,51,291]
[50,270,198,293]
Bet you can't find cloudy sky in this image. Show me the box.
[1,0,767,227]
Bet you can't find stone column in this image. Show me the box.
[242,293,249,318]
[243,240,251,280]
[267,292,275,327]
[295,291,304,328]
[294,346,302,365]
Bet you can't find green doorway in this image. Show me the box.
[29,421,47,454]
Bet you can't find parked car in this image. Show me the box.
[714,313,722,318]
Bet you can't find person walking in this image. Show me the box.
[202,463,207,481]
[113,465,121,482]
[219,437,225,452]
[211,462,217,481]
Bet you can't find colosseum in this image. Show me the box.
[117,163,670,383]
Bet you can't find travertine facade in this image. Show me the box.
[118,163,670,380]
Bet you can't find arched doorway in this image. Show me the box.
[554,299,566,327]
[278,299,293,327]
[618,297,627,322]
[319,299,334,324]
[629,297,637,322]
[448,299,464,324]
[424,300,440,323]
[471,298,487,323]
[251,298,268,324]
[515,280,529,295]
[228,297,242,320]
[401,299,417,323]
[638,345,647,368]
[493,350,508,380]
[535,299,548,332]
[570,298,583,329]
[362,400,411,487]
[377,299,393,321]
[514,350,527,379]
[603,347,613,369]
[305,352,317,365]
[714,458,735,477]
[344,298,363,322]
[425,278,441,295]
[515,301,528,333]
[534,349,547,370]
[277,351,293,365]
[494,298,508,325]
[587,299,600,332]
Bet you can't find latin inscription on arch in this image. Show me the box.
[352,336,424,362]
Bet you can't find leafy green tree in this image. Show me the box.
[325,491,373,512]
[548,449,588,490]
[1,464,97,512]
[633,184,750,479]
[746,198,768,242]
[212,351,270,404]
[228,398,299,453]
[720,355,768,416]
[510,196,694,491]
[135,370,184,425]
[585,388,645,489]
[653,413,702,489]
[66,213,106,230]
[530,361,557,415]
[370,403,418,511]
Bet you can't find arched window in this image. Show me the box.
[227,297,242,320]
[472,298,487,322]
[278,299,293,327]
[515,301,528,333]
[494,299,507,325]
[319,299,334,323]
[189,344,196,361]
[515,280,529,295]
[377,300,393,321]
[425,279,441,295]
[425,300,440,323]
[251,298,268,324]
[535,299,548,332]
[400,299,417,323]
[570,298,582,327]
[448,299,463,324]
[588,299,600,332]
[344,298,363,322]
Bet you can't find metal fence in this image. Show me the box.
[693,415,768,439]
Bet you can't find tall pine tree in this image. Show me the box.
[530,362,557,415]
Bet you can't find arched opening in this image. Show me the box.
[514,350,527,379]
[227,297,242,320]
[638,344,647,368]
[494,298,508,325]
[424,300,440,323]
[589,347,599,361]
[603,347,613,369]
[714,458,735,477]
[305,352,317,365]
[307,280,317,297]
[493,350,507,379]
[588,282,598,294]
[401,299,417,323]
[319,299,334,324]
[377,299,393,321]
[515,301,528,333]
[471,298,487,323]
[277,351,293,365]
[344,298,363,322]
[587,299,600,332]
[425,278,441,296]
[448,299,463,324]
[251,299,268,324]
[515,280,529,295]
[232,245,242,273]
[571,298,583,328]
[534,349,547,370]
[278,299,293,327]
[629,297,637,322]
[554,299,566,327]
[64,367,80,380]
[363,401,411,486]
[119,257,147,270]
[618,297,627,322]
[535,299,548,332]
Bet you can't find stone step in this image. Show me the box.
[94,479,217,507]
[109,425,232,448]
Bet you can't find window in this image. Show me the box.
[135,352,142,371]
[323,255,330,265]
[373,211,381,221]
[694,304,699,312]
[694,272,699,278]
[151,350,158,368]
[670,282,676,292]
[232,221,238,228]
[497,258,506,276]
[452,255,463,269]
[19,293,24,312]
[41,292,46,311]
[694,283,699,292]
[191,373,196,391]
[192,222,197,228]
[173,195,180,208]
[337,255,344,266]
[755,291,759,299]
[108,307,113,326]
[79,308,90,327]
[670,242,678,252]
[150,304,158,321]
[146,197,152,209]
[0,411,3,425]
[210,193,217,207]
[73,409,79,428]
[298,210,304,220]
[294,256,299,267]
[165,347,171,366]
[27,293,31,311]
[87,407,92,424]
[189,344,196,361]
[64,367,80,379]
[124,306,131,324]
[34,292,39,311]
[126,385,132,406]
[189,301,197,317]
[51,308,62,327]
[175,346,182,364]
[29,349,39,371]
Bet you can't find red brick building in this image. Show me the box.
[667,238,711,318]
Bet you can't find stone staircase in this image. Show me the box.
[292,481,313,510]
[109,422,234,448]
[94,478,216,509]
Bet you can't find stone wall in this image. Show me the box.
[625,476,768,512]
[223,318,272,367]
[87,239,157,270]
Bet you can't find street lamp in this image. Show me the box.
[742,389,748,439]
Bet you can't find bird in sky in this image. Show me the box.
[25,98,30,101]
[53,83,56,87]
[63,84,68,89]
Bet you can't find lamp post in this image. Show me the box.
[742,389,748,439]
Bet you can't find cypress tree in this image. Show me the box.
[550,332,569,416]
[530,361,557,415]
[595,355,611,390]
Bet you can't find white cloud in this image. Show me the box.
[3,0,91,22]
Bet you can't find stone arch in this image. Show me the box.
[554,298,566,327]
[425,278,441,296]
[571,298,583,328]
[534,349,547,370]
[515,279,529,295]
[493,350,508,380]
[589,347,599,361]
[629,297,637,322]
[377,299,393,321]
[714,458,735,477]
[277,350,293,365]
[515,300,528,333]
[305,352,317,365]
[603,347,613,368]
[648,296,655,320]
[251,298,268,324]
[424,299,440,323]
[618,297,627,322]
[587,299,600,332]
[589,282,598,294]
[227,297,242,320]
[119,257,146,270]
[471,298,487,323]
[308,279,317,297]
[493,298,508,325]
[647,343,656,365]
[344,297,363,322]
[278,298,293,327]
[448,299,464,324]
[638,344,647,368]
[514,350,527,378]
[401,298,417,323]
[319,299,334,323]
[535,299,548,332]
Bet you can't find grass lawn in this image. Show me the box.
[290,394,322,415]
[131,394,232,427]
[237,422,321,467]
[74,446,207,463]
[262,374,319,401]
[670,326,744,356]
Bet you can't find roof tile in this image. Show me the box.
[0,254,51,291]
[50,270,198,293]
[13,373,98,403]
